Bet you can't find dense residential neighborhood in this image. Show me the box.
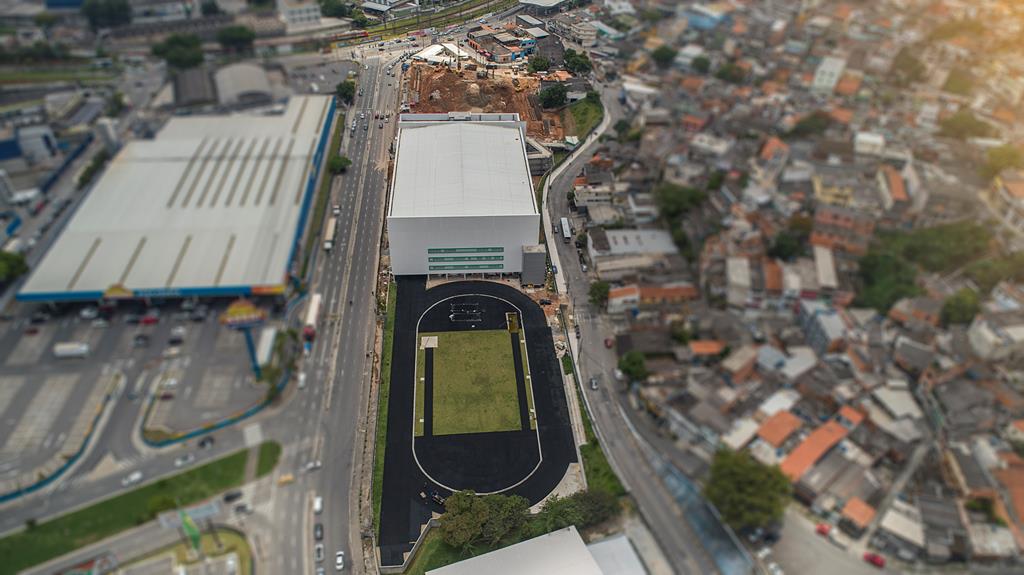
[0,0,1023,574]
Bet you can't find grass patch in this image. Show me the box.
[575,387,626,496]
[418,330,522,436]
[561,353,574,375]
[403,529,470,575]
[565,98,603,139]
[373,280,398,537]
[0,449,248,573]
[170,528,252,574]
[256,440,282,478]
[301,110,345,279]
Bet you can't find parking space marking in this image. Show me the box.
[1,373,76,455]
[5,325,55,366]
[0,375,26,424]
[194,365,235,409]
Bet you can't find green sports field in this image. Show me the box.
[415,329,535,436]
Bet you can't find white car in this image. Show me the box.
[174,453,195,467]
[305,460,322,473]
[121,470,143,487]
[335,551,345,571]
[79,307,99,319]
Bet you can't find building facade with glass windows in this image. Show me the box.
[386,113,540,276]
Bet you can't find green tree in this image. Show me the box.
[539,83,567,108]
[692,55,710,74]
[81,0,132,30]
[350,10,370,28]
[335,80,356,104]
[439,491,529,553]
[319,0,352,18]
[788,110,832,138]
[33,12,58,29]
[200,0,222,15]
[983,144,1024,180]
[564,49,592,74]
[941,288,980,326]
[589,280,610,307]
[715,62,746,84]
[217,25,255,53]
[939,109,993,140]
[0,251,28,283]
[152,34,203,69]
[613,118,631,136]
[855,251,921,312]
[328,155,351,174]
[654,182,705,220]
[890,47,926,86]
[704,449,791,533]
[651,45,677,69]
[767,231,803,261]
[527,490,617,536]
[942,67,973,96]
[618,351,647,382]
[528,55,550,73]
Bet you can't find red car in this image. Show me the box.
[815,523,831,537]
[141,314,159,325]
[863,552,885,568]
[604,337,614,349]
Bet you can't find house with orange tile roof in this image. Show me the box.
[877,164,909,212]
[757,410,802,448]
[689,340,726,357]
[834,72,862,97]
[839,496,876,537]
[759,136,789,163]
[779,420,849,482]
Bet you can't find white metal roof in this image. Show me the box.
[390,119,536,218]
[587,534,647,575]
[427,526,602,575]
[19,96,333,300]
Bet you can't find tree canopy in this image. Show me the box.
[788,110,832,138]
[942,67,973,96]
[939,109,994,140]
[328,155,351,174]
[618,351,647,382]
[564,49,592,74]
[81,0,131,31]
[654,182,705,221]
[528,55,550,73]
[715,62,746,84]
[0,252,28,283]
[439,491,529,552]
[539,83,567,108]
[152,34,203,69]
[692,55,710,74]
[983,144,1024,180]
[704,449,790,533]
[651,45,677,69]
[217,25,256,53]
[941,288,980,326]
[589,280,610,307]
[201,0,222,16]
[890,47,925,86]
[319,0,353,18]
[335,80,356,104]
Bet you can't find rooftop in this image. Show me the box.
[390,114,536,219]
[19,96,333,301]
[780,420,849,482]
[757,410,802,448]
[427,526,602,575]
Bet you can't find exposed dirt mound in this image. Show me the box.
[407,63,565,140]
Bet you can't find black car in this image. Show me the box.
[314,523,323,541]
[223,490,243,503]
[29,312,51,324]
[133,333,150,348]
[198,436,215,449]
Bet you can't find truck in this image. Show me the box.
[323,217,338,251]
[560,217,572,243]
[303,293,322,355]
[53,342,89,359]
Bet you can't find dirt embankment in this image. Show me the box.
[406,63,565,141]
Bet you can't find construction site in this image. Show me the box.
[404,62,570,141]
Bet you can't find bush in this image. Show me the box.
[540,84,567,108]
[528,55,550,73]
[941,288,980,326]
[564,49,592,74]
[328,155,352,174]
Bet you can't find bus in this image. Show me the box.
[323,217,338,251]
[560,217,572,243]
[303,293,322,346]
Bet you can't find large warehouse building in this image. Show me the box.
[18,95,335,302]
[387,113,541,277]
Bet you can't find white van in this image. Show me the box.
[313,495,323,514]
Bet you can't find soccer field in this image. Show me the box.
[415,329,534,436]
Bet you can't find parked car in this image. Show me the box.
[174,453,195,467]
[314,543,324,563]
[314,523,324,541]
[335,551,344,571]
[815,523,831,537]
[305,460,323,473]
[604,337,614,348]
[863,553,885,568]
[589,376,599,390]
[223,490,243,503]
[79,307,99,319]
[198,436,215,449]
[121,470,143,487]
[234,503,253,515]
